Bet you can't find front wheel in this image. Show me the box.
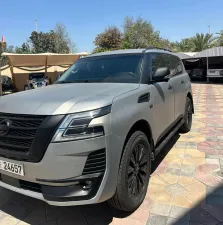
[108,131,151,212]
[179,97,193,133]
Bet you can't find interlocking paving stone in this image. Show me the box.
[206,154,219,159]
[180,164,195,177]
[1,201,34,220]
[189,206,219,225]
[147,214,168,225]
[159,173,179,184]
[169,206,190,221]
[0,211,20,225]
[151,203,171,216]
[166,184,185,195]
[206,158,220,164]
[206,185,223,196]
[167,218,189,225]
[165,168,181,176]
[167,163,182,169]
[201,202,223,222]
[206,195,223,206]
[172,194,194,208]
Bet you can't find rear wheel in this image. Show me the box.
[108,131,151,212]
[24,85,29,91]
[179,97,193,133]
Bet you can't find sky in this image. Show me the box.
[0,0,223,52]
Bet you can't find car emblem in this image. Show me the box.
[0,119,12,136]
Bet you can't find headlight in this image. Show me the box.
[52,105,111,142]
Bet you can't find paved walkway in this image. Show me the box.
[1,83,223,225]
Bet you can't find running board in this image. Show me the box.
[153,119,184,158]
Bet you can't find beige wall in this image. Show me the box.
[1,65,69,92]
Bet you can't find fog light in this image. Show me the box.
[82,180,93,190]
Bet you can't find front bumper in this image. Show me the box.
[0,136,112,206]
[0,172,104,206]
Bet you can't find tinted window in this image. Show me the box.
[172,56,183,75]
[57,54,143,84]
[150,53,166,77]
[150,54,183,78]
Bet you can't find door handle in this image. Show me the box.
[181,80,184,84]
[168,85,173,90]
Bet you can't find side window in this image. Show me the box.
[149,53,183,79]
[171,55,183,76]
[150,53,166,77]
[176,57,183,74]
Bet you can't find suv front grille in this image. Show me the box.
[83,149,106,175]
[0,113,46,153]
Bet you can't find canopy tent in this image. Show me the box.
[193,47,223,58]
[0,52,89,95]
[2,52,89,67]
[174,52,192,60]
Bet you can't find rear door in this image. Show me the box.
[148,53,175,144]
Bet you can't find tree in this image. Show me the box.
[173,38,194,52]
[0,42,15,66]
[191,33,216,51]
[216,30,223,46]
[15,23,77,54]
[122,17,169,49]
[93,26,122,53]
[15,42,31,54]
[54,23,77,53]
[29,31,57,53]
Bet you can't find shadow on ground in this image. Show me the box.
[0,135,180,225]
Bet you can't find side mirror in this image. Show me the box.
[152,67,170,82]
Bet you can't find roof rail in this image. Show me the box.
[142,46,172,53]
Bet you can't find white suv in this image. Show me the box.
[0,47,193,212]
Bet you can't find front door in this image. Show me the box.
[148,53,175,144]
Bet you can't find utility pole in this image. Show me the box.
[208,25,211,34]
[35,20,38,32]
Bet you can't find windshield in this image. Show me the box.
[33,77,45,82]
[57,54,143,84]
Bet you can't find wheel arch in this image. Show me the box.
[121,120,154,162]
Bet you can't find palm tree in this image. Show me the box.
[191,33,216,51]
[173,38,194,52]
[216,30,223,46]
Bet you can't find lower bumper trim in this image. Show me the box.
[0,173,104,202]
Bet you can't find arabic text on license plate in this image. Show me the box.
[0,160,24,176]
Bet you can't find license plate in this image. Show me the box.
[0,160,24,176]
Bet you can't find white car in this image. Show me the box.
[24,73,49,90]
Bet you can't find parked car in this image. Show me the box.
[24,73,49,90]
[190,68,206,81]
[1,75,14,93]
[0,48,193,212]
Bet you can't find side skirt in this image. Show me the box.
[152,119,184,160]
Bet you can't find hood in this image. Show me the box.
[0,83,139,115]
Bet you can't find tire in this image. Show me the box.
[179,97,193,133]
[108,131,151,212]
[24,85,29,91]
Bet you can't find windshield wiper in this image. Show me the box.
[56,81,76,84]
[57,80,102,84]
